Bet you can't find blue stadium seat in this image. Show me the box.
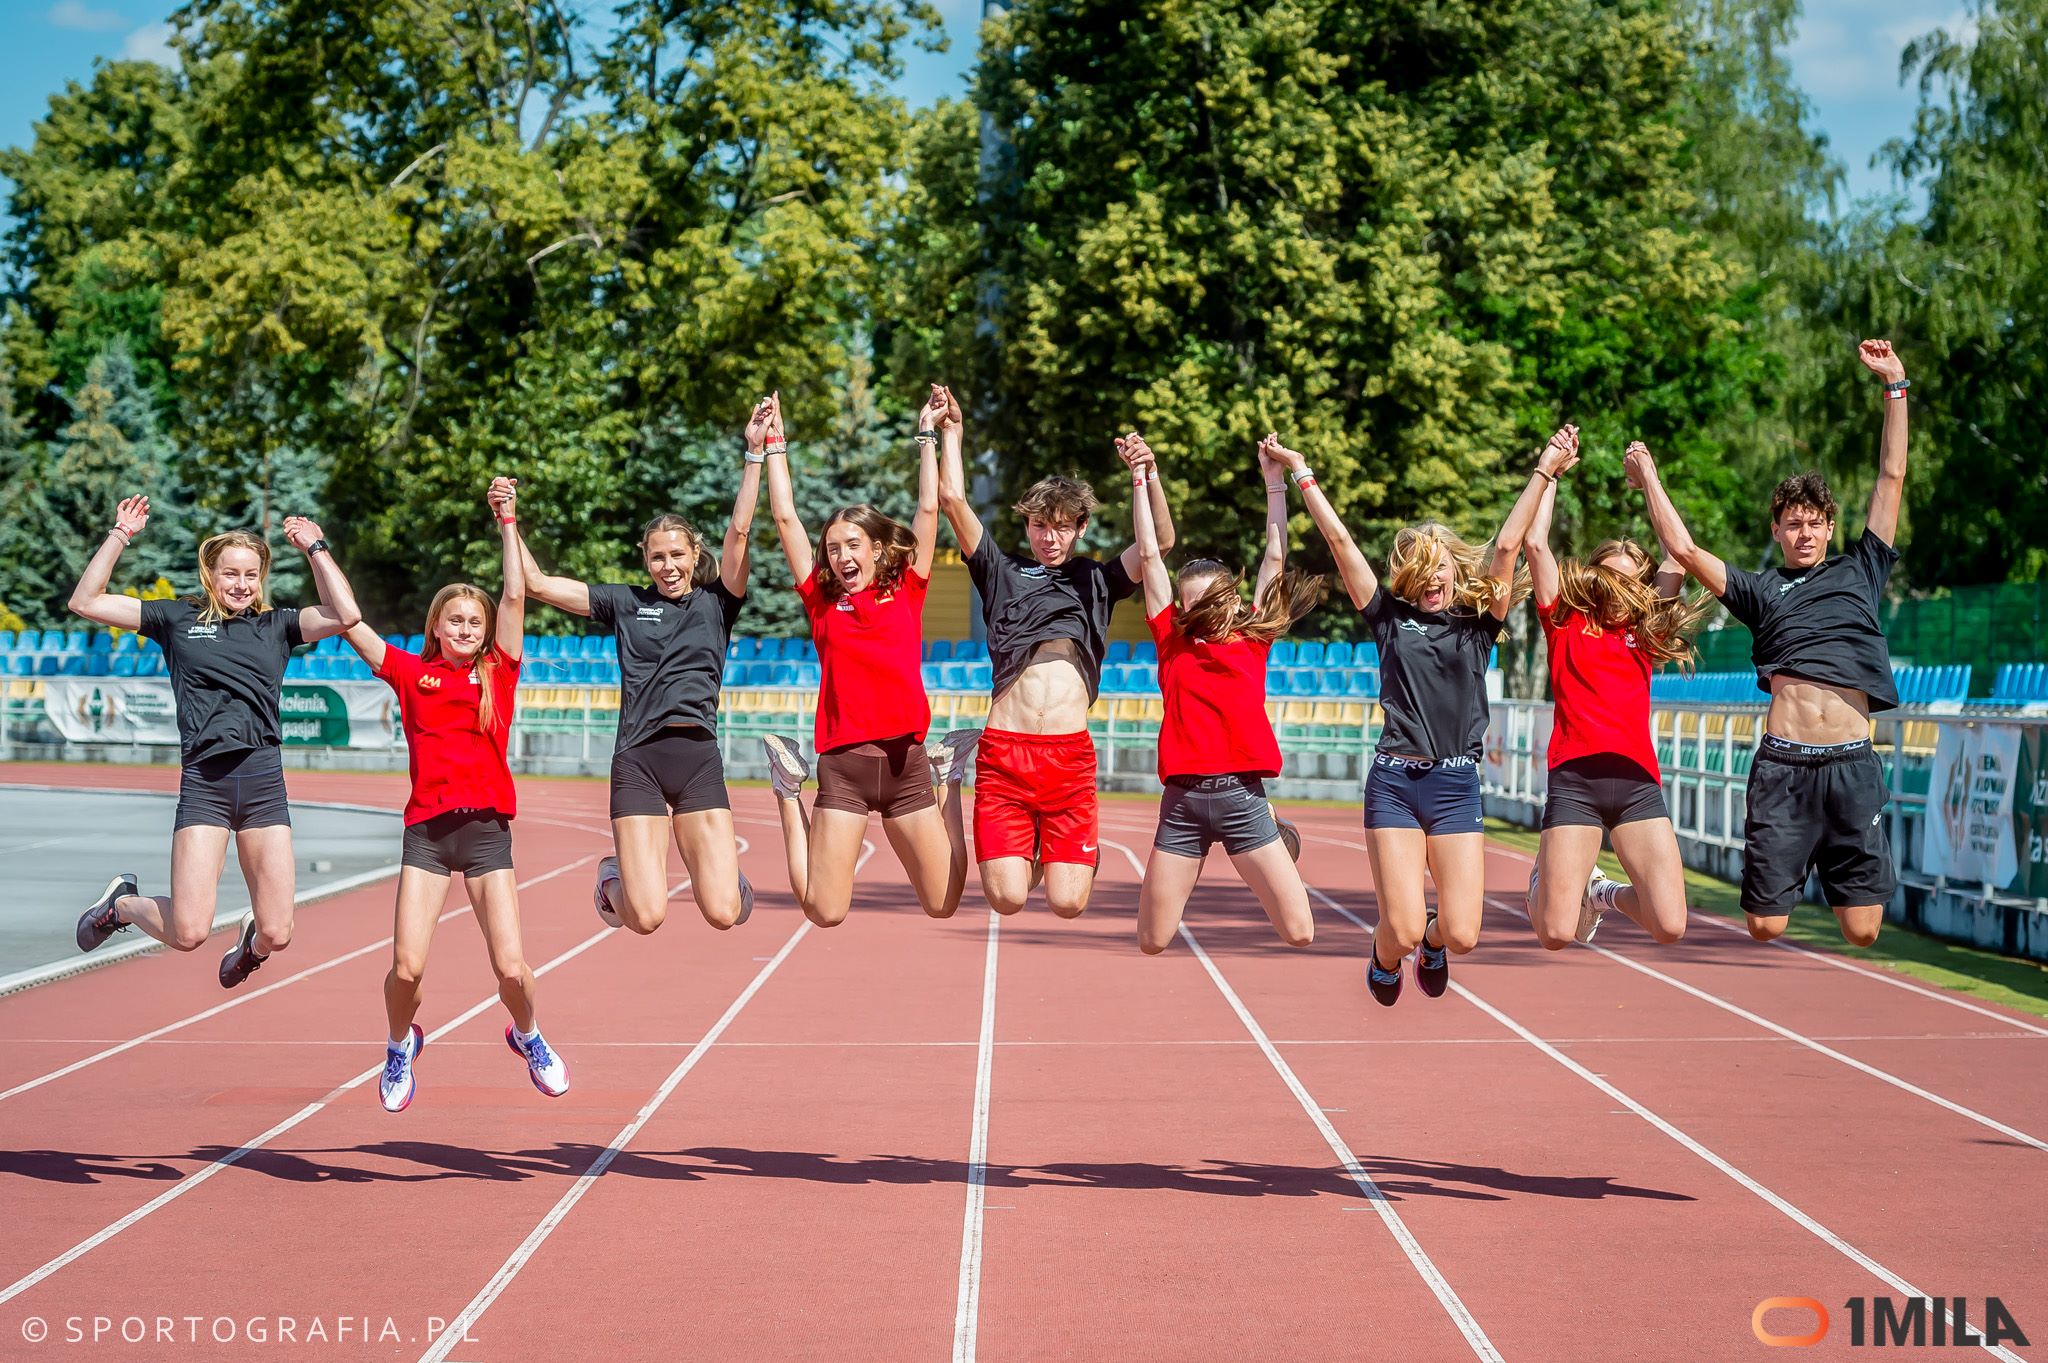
[315,632,343,655]
[939,662,971,691]
[1294,641,1326,667]
[599,660,621,685]
[6,655,30,676]
[83,654,109,676]
[578,634,606,659]
[1345,670,1379,698]
[796,639,818,662]
[1267,640,1296,667]
[0,629,13,651]
[794,662,821,687]
[112,632,136,652]
[88,631,112,651]
[1324,641,1354,668]
[1107,641,1132,664]
[1357,643,1379,666]
[114,653,141,677]
[1129,663,1158,692]
[925,639,953,662]
[405,633,427,652]
[956,640,989,663]
[967,663,991,690]
[722,661,744,687]
[1131,641,1158,665]
[1100,665,1128,694]
[1291,669,1324,696]
[920,662,945,689]
[65,629,88,651]
[36,655,60,676]
[1266,669,1295,697]
[285,656,310,678]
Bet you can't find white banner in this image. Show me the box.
[43,679,397,749]
[1921,723,2022,887]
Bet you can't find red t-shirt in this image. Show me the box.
[1539,598,1658,779]
[376,643,522,825]
[798,566,931,752]
[1149,605,1282,780]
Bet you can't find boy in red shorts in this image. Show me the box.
[933,387,1177,916]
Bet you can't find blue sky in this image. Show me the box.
[1,0,1970,223]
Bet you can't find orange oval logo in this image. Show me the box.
[1753,1297,1829,1347]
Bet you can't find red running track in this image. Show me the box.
[0,765,2042,1362]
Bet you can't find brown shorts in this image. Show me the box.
[815,736,937,819]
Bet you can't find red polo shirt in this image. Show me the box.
[376,643,522,824]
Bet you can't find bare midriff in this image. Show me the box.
[988,639,1093,735]
[1765,673,1873,746]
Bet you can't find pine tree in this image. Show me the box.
[0,353,62,625]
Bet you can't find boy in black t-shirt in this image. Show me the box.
[934,386,1174,918]
[1631,340,1912,948]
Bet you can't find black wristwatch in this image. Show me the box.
[305,538,331,557]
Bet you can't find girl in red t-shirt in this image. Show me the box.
[341,478,567,1113]
[1133,436,1326,954]
[1524,446,1707,950]
[757,388,976,927]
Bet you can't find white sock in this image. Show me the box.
[388,1035,411,1054]
[514,1023,540,1045]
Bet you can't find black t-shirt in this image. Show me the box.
[139,598,305,765]
[588,580,745,750]
[1361,587,1505,760]
[967,536,1137,703]
[1718,528,1898,711]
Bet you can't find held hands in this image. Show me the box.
[744,394,776,453]
[1623,441,1656,491]
[1856,339,1906,385]
[112,495,150,541]
[935,384,962,433]
[1256,435,1284,489]
[1114,432,1156,479]
[488,476,518,521]
[918,384,949,435]
[1260,434,1308,475]
[1537,425,1580,479]
[281,516,326,552]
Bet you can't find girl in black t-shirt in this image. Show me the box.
[1284,431,1555,1007]
[70,497,364,992]
[510,399,768,937]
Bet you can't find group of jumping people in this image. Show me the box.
[60,339,1912,1112]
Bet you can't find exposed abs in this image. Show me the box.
[1765,674,1873,745]
[989,639,1092,734]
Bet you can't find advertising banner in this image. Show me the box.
[43,680,395,749]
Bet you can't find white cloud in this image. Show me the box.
[121,20,175,67]
[47,0,125,31]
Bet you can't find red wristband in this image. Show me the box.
[499,516,518,525]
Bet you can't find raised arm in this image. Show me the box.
[1526,468,1563,608]
[489,476,525,658]
[721,394,769,597]
[1254,437,1290,604]
[282,515,363,643]
[340,620,387,672]
[511,517,592,617]
[934,383,985,559]
[1856,339,1909,545]
[910,386,945,578]
[1494,425,1578,617]
[757,393,811,587]
[1625,442,1727,598]
[1270,437,1378,609]
[67,496,149,631]
[1122,436,1173,616]
[1113,433,1174,580]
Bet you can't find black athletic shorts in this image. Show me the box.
[1543,754,1669,831]
[1154,774,1282,859]
[815,736,936,819]
[174,747,292,832]
[401,809,514,877]
[610,726,729,819]
[1741,735,1895,916]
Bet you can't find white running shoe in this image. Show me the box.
[1576,866,1615,945]
[930,727,983,785]
[380,1024,424,1113]
[506,1025,569,1098]
[762,734,809,800]
[594,855,623,929]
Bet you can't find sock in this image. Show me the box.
[1597,880,1625,910]
[514,1023,540,1045]
[388,1035,411,1054]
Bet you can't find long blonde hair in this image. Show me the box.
[421,584,505,734]
[1385,522,1530,613]
[195,530,274,624]
[1174,560,1327,645]
[1550,538,1706,669]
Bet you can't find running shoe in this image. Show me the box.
[762,734,810,800]
[593,855,623,929]
[1577,866,1615,945]
[380,1023,424,1113]
[76,873,137,952]
[734,870,755,927]
[930,727,983,786]
[1526,863,1541,909]
[1415,910,1449,998]
[1275,816,1301,864]
[1366,951,1403,1006]
[505,1025,569,1098]
[217,912,267,989]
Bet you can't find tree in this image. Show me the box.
[0,352,61,624]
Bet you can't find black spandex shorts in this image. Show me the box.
[1154,774,1282,859]
[610,726,729,819]
[174,747,292,832]
[1542,754,1669,830]
[1741,735,1895,916]
[401,809,514,876]
[815,736,936,819]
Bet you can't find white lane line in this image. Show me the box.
[951,908,1002,1363]
[1481,891,2048,1154]
[0,879,642,1309]
[1307,885,2028,1363]
[0,853,602,1103]
[23,1030,2038,1049]
[1102,839,1503,1362]
[417,918,813,1363]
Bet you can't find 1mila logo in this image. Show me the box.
[1754,1296,2028,1348]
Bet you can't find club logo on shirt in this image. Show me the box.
[1777,577,1805,595]
[184,625,219,640]
[418,674,443,690]
[1624,631,1639,650]
[1019,565,1049,580]
[835,597,857,613]
[1396,618,1432,635]
[636,605,665,619]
